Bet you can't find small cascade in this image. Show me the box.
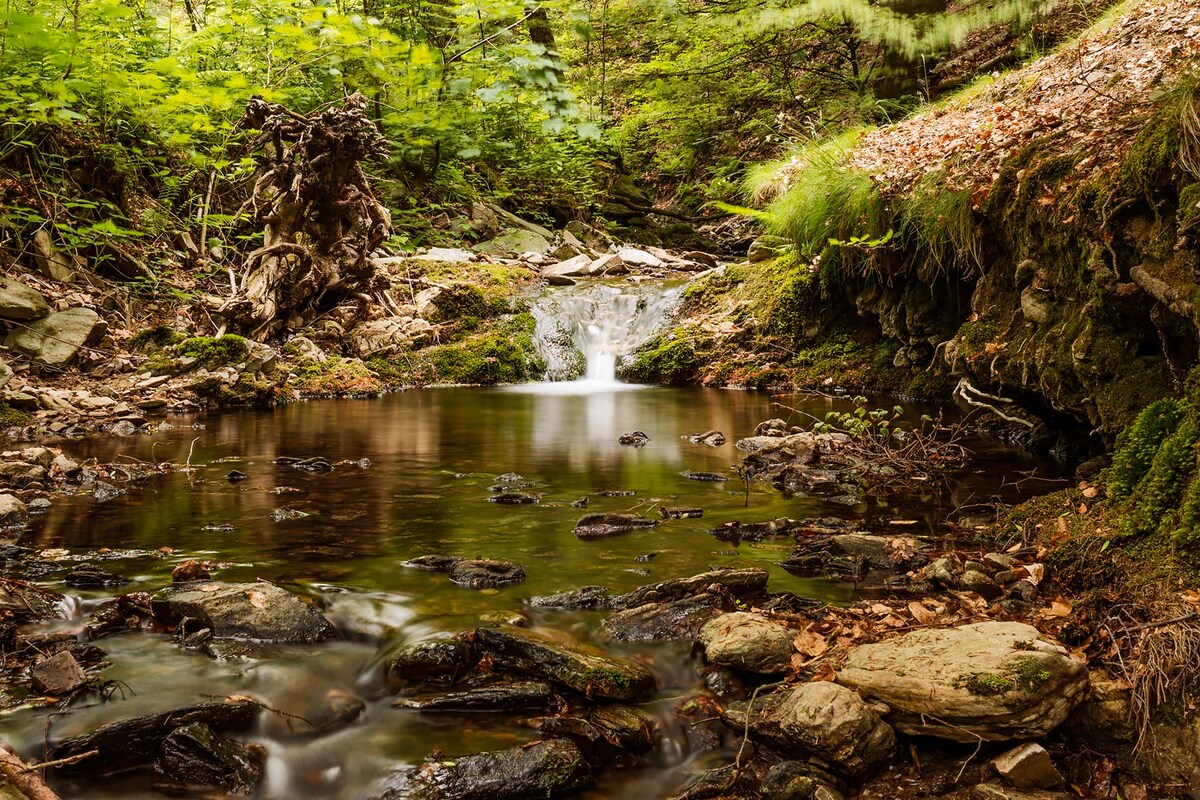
[530,280,684,386]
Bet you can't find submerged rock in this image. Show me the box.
[618,430,650,447]
[661,507,703,519]
[837,621,1089,742]
[385,739,591,800]
[386,637,476,682]
[687,430,726,446]
[157,722,265,793]
[473,626,654,701]
[488,492,540,505]
[681,470,728,482]
[699,612,797,674]
[573,513,659,539]
[64,562,129,588]
[150,581,336,643]
[402,555,526,588]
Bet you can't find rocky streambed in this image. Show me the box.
[0,387,1161,799]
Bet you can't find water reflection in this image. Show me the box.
[1,387,1062,799]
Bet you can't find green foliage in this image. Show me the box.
[1118,77,1200,195]
[1108,399,1184,501]
[129,326,186,352]
[810,395,902,441]
[898,171,981,275]
[0,403,31,429]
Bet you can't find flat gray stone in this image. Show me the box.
[5,307,106,366]
[150,581,335,643]
[0,276,50,321]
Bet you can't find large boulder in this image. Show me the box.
[699,612,796,674]
[473,626,654,701]
[542,254,593,281]
[837,621,1089,742]
[0,276,50,321]
[150,581,336,643]
[386,739,591,800]
[475,230,552,257]
[0,494,27,527]
[725,681,895,777]
[5,307,106,366]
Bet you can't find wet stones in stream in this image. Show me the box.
[686,430,726,446]
[150,581,336,643]
[49,700,258,775]
[63,561,129,588]
[661,506,703,519]
[681,470,728,482]
[573,513,658,539]
[393,679,554,712]
[382,739,592,800]
[618,430,649,447]
[698,612,799,674]
[488,492,540,505]
[402,555,527,588]
[537,704,660,766]
[473,626,655,701]
[386,638,476,685]
[156,721,265,794]
[602,592,730,642]
[525,585,615,611]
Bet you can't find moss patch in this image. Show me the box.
[175,335,250,366]
[292,359,382,397]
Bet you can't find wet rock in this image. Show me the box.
[172,559,213,582]
[50,701,258,774]
[699,612,797,674]
[394,680,553,712]
[450,559,526,588]
[570,496,589,508]
[539,704,659,764]
[614,567,768,609]
[602,593,724,642]
[473,626,654,701]
[573,513,659,539]
[992,743,1064,789]
[760,762,817,800]
[86,592,153,638]
[157,722,264,793]
[0,462,47,488]
[150,581,336,643]
[837,621,1089,742]
[925,555,960,588]
[0,494,27,526]
[93,482,124,502]
[961,569,1003,600]
[402,555,525,588]
[755,418,791,437]
[710,518,799,543]
[618,430,650,447]
[726,682,895,777]
[668,765,746,800]
[64,562,129,588]
[687,430,726,446]
[971,785,1073,800]
[5,307,106,366]
[269,688,366,738]
[0,276,50,320]
[681,470,727,482]
[386,739,591,800]
[386,638,476,685]
[700,664,748,700]
[488,492,540,505]
[525,585,614,610]
[661,507,703,519]
[226,469,249,483]
[30,650,87,696]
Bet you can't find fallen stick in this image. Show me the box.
[0,744,65,800]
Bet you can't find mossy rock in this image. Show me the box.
[175,335,250,367]
[292,358,382,397]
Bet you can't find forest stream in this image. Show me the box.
[0,280,1064,799]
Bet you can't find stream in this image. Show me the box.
[0,283,1062,799]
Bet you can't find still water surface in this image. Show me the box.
[1,386,1055,799]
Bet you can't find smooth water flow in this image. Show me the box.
[530,281,684,386]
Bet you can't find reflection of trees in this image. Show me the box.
[25,389,1059,614]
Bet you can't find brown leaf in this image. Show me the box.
[908,601,938,625]
[794,625,829,659]
[198,583,223,593]
[1044,598,1073,617]
[245,589,269,608]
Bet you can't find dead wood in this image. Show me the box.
[212,93,392,338]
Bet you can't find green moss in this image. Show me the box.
[957,672,1017,696]
[0,403,31,428]
[622,332,700,385]
[175,335,250,366]
[956,656,1052,697]
[191,373,287,407]
[1108,399,1184,501]
[378,313,545,386]
[129,325,185,352]
[293,358,382,396]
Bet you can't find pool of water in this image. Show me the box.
[0,386,1059,799]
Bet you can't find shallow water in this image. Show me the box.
[0,386,1058,799]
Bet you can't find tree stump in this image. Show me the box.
[215,93,391,337]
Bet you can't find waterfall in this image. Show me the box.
[529,280,684,387]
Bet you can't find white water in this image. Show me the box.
[523,280,684,392]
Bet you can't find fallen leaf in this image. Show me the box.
[245,589,269,608]
[794,625,829,659]
[198,583,223,593]
[908,601,938,625]
[1045,598,1073,617]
